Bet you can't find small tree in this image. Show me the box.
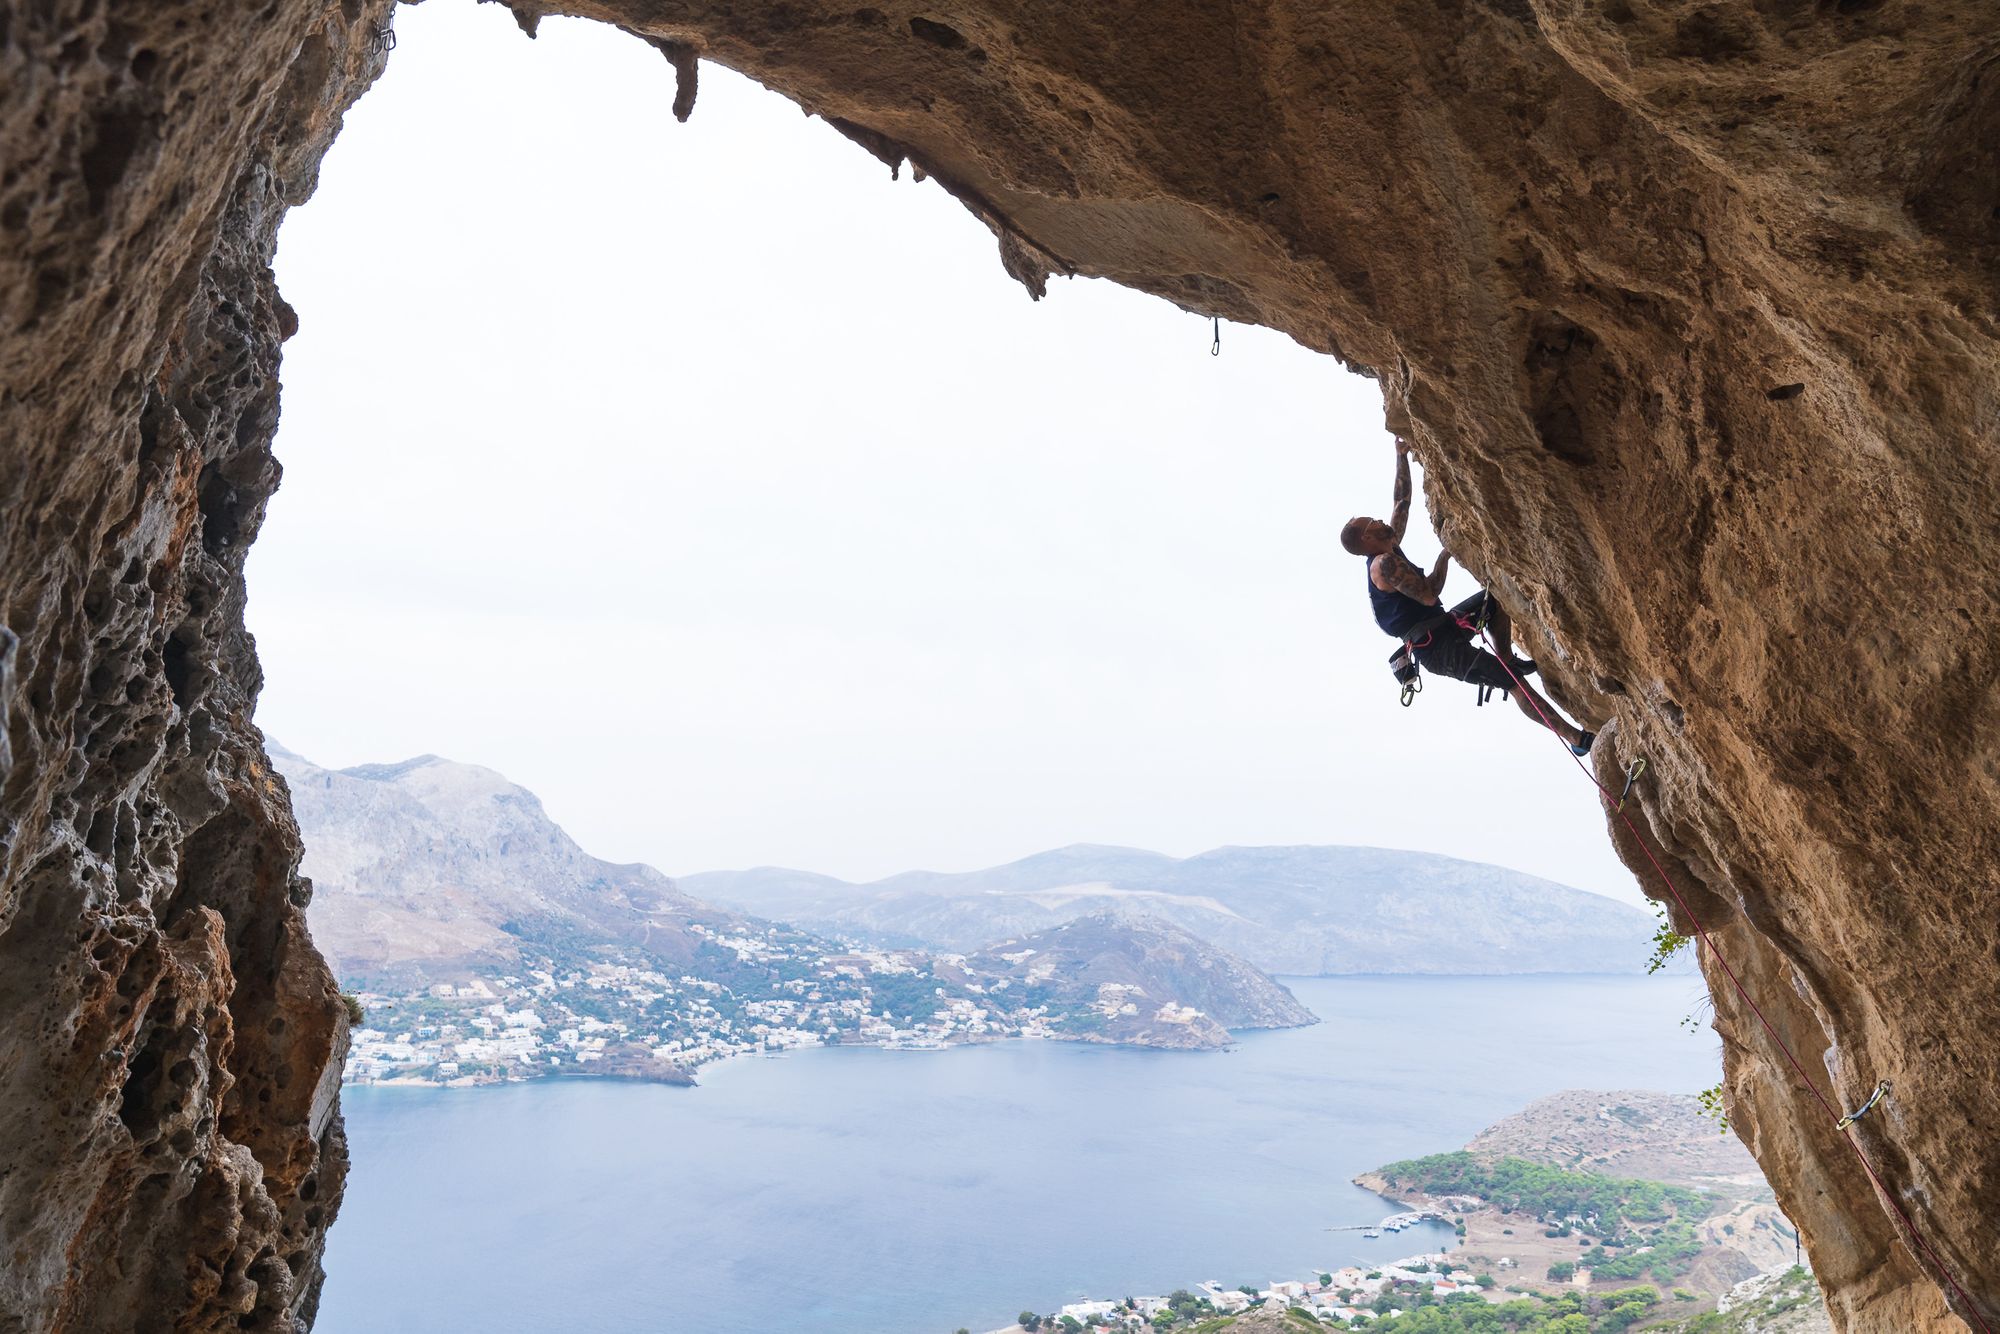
[1548,1261,1577,1282]
[1018,1314,1042,1331]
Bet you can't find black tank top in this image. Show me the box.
[1367,548,1442,638]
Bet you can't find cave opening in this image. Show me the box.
[238,6,1726,1329]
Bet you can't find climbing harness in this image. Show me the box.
[1837,1080,1892,1132]
[1470,622,1993,1333]
[1615,757,1647,813]
[1387,601,1517,711]
[1211,317,1221,356]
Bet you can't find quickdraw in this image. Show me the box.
[1615,757,1648,812]
[1837,1080,1891,1132]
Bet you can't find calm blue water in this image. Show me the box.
[318,974,1718,1334]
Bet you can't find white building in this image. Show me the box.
[1057,1300,1118,1320]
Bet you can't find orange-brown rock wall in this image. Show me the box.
[0,1,390,1328]
[1,0,1994,1330]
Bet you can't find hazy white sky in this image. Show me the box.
[251,2,1642,903]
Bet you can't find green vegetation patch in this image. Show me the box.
[1358,1285,1665,1332]
[1373,1152,1711,1234]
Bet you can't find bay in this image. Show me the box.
[316,974,1720,1333]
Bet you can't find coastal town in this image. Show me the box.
[342,920,1075,1085]
[1002,1250,1506,1330]
[992,1246,1822,1333]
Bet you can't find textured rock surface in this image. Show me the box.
[0,1,391,1329]
[2,0,1995,1331]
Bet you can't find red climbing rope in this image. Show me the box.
[1472,625,1994,1334]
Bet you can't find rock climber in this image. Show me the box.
[1340,437,1595,755]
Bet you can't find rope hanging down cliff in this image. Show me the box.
[1470,622,1994,1334]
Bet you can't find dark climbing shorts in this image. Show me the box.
[1413,633,1513,691]
[1410,591,1512,690]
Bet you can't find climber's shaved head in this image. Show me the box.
[1341,516,1396,556]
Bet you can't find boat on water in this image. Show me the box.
[1362,1229,1381,1239]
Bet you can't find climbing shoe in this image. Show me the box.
[1570,730,1596,756]
[1509,656,1538,679]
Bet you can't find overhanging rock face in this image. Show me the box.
[1,1,1995,1330]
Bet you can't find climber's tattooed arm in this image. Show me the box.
[1389,441,1413,541]
[1370,547,1448,605]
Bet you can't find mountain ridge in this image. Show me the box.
[271,741,722,984]
[682,842,1676,976]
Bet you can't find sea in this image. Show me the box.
[315,974,1722,1334]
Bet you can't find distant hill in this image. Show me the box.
[274,746,1314,1056]
[956,911,1317,1048]
[682,844,1673,975]
[272,743,740,984]
[1466,1089,1769,1200]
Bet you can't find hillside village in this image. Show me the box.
[989,1259,1825,1333]
[1008,1252,1494,1330]
[991,1239,1822,1332]
[344,927,1068,1084]
[340,919,1299,1085]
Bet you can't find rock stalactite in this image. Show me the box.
[1,1,1994,1331]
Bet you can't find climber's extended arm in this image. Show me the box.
[1389,439,1413,541]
